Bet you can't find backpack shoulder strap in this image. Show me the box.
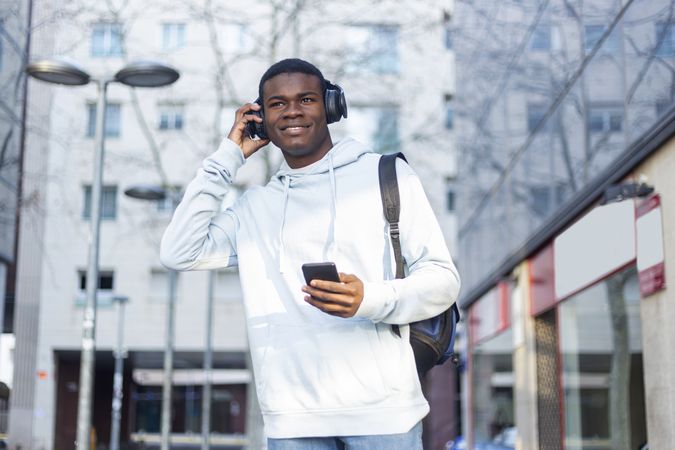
[378,153,408,279]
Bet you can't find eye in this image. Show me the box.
[301,97,315,103]
[269,101,284,108]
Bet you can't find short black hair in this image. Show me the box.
[258,58,327,100]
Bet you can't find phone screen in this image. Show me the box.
[301,262,340,285]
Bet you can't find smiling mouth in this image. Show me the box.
[281,124,311,131]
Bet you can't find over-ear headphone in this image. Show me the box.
[245,80,348,140]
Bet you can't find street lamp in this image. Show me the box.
[123,185,183,450]
[26,58,179,450]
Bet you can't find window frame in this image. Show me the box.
[91,22,123,58]
[584,24,620,54]
[587,104,624,133]
[87,102,122,138]
[656,22,674,57]
[529,24,551,51]
[158,104,185,131]
[161,22,186,51]
[83,185,118,220]
[345,24,401,75]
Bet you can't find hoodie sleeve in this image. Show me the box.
[160,139,245,271]
[354,159,461,324]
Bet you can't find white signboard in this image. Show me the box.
[554,200,636,300]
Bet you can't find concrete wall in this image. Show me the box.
[633,134,675,449]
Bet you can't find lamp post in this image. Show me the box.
[202,270,215,450]
[26,59,179,450]
[124,184,180,450]
[124,184,216,449]
[110,295,129,450]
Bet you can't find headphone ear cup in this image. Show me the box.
[245,113,267,140]
[245,99,268,140]
[324,83,347,124]
[324,89,338,124]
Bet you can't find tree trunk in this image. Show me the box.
[606,273,631,450]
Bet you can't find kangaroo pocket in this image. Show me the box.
[256,320,391,413]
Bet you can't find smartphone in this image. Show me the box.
[302,262,341,285]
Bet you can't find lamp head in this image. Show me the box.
[26,59,91,86]
[114,61,180,88]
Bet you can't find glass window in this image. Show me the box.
[91,23,123,57]
[527,103,549,132]
[443,11,453,50]
[656,22,674,56]
[83,185,117,220]
[585,24,620,54]
[529,183,566,217]
[559,266,646,450]
[344,106,400,154]
[445,96,454,129]
[78,270,114,291]
[445,177,456,212]
[444,16,453,50]
[588,105,623,133]
[374,107,400,153]
[133,384,246,433]
[162,23,186,50]
[471,328,516,448]
[445,26,453,50]
[158,105,184,130]
[155,186,183,213]
[530,24,551,51]
[345,25,400,75]
[656,98,673,116]
[87,103,121,138]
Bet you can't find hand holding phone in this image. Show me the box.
[301,263,364,318]
[301,262,341,285]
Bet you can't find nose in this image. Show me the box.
[282,100,303,118]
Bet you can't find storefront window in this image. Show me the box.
[132,384,246,434]
[559,266,647,450]
[471,328,516,448]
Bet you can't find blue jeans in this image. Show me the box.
[267,422,423,450]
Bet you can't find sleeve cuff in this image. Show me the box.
[355,281,389,321]
[214,138,246,166]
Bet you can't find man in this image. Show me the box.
[160,58,460,449]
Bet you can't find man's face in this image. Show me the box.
[261,72,333,168]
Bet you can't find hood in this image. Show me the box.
[273,138,372,273]
[274,137,371,180]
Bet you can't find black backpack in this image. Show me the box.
[378,153,461,377]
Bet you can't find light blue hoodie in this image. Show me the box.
[160,137,460,438]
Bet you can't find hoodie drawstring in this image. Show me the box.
[278,176,291,273]
[328,153,339,262]
[276,144,356,274]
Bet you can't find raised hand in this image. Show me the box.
[227,102,270,158]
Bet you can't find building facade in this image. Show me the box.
[0,0,31,370]
[455,0,674,448]
[11,1,459,449]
